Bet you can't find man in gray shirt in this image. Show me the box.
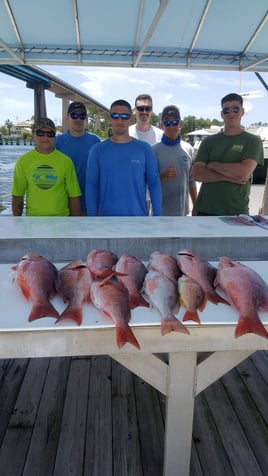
[153,105,197,216]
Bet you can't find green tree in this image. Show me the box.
[180,116,224,138]
[4,119,13,135]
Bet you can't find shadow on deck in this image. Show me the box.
[0,351,267,476]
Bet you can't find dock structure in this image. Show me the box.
[0,351,267,476]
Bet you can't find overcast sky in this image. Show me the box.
[0,66,267,128]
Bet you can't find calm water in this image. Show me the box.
[0,144,32,215]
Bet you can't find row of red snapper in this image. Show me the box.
[11,249,268,349]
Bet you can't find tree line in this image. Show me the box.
[1,106,267,140]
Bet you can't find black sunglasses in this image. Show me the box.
[35,129,56,138]
[110,112,131,120]
[70,112,87,120]
[163,119,180,127]
[222,106,241,115]
[136,106,152,112]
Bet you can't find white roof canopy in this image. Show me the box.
[0,0,267,72]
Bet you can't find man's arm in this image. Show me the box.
[189,184,198,210]
[207,158,256,181]
[12,195,24,216]
[69,197,81,216]
[192,161,251,184]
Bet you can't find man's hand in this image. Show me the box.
[160,162,177,181]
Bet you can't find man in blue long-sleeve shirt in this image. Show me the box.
[85,99,162,216]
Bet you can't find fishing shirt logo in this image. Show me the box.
[231,144,243,152]
[32,165,58,190]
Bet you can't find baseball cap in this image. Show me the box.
[67,102,87,115]
[161,105,181,121]
[32,117,56,132]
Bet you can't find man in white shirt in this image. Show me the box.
[129,94,163,145]
[129,94,163,214]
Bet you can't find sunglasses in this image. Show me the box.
[70,112,87,120]
[163,119,180,127]
[136,106,152,112]
[110,112,131,120]
[222,106,241,115]
[35,129,56,138]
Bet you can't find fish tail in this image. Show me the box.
[129,294,150,310]
[116,325,140,350]
[28,302,59,322]
[161,317,190,336]
[56,306,83,326]
[235,314,268,340]
[182,310,201,324]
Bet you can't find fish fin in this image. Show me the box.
[129,294,150,309]
[28,302,59,322]
[198,296,207,312]
[56,306,82,326]
[161,317,190,336]
[116,325,140,350]
[172,301,180,314]
[99,270,128,287]
[182,310,201,324]
[235,314,268,340]
[207,290,230,306]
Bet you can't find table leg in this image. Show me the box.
[163,352,197,476]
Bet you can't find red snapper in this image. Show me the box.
[90,279,140,349]
[56,260,92,325]
[143,270,189,336]
[12,253,59,322]
[215,257,268,339]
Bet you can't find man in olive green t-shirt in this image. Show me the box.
[192,93,263,216]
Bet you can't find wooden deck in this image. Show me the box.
[0,351,267,476]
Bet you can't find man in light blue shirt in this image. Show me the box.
[55,101,100,214]
[86,99,162,216]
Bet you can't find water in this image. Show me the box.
[0,145,32,215]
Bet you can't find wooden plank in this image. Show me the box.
[22,357,72,476]
[134,373,164,475]
[223,361,268,474]
[250,350,268,385]
[237,352,268,425]
[53,357,91,476]
[0,358,50,475]
[192,391,232,475]
[84,356,113,476]
[0,359,29,446]
[111,359,143,476]
[205,378,263,475]
[189,439,204,476]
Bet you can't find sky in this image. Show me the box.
[0,65,267,128]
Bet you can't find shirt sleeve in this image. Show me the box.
[193,139,208,164]
[243,135,264,166]
[11,160,26,196]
